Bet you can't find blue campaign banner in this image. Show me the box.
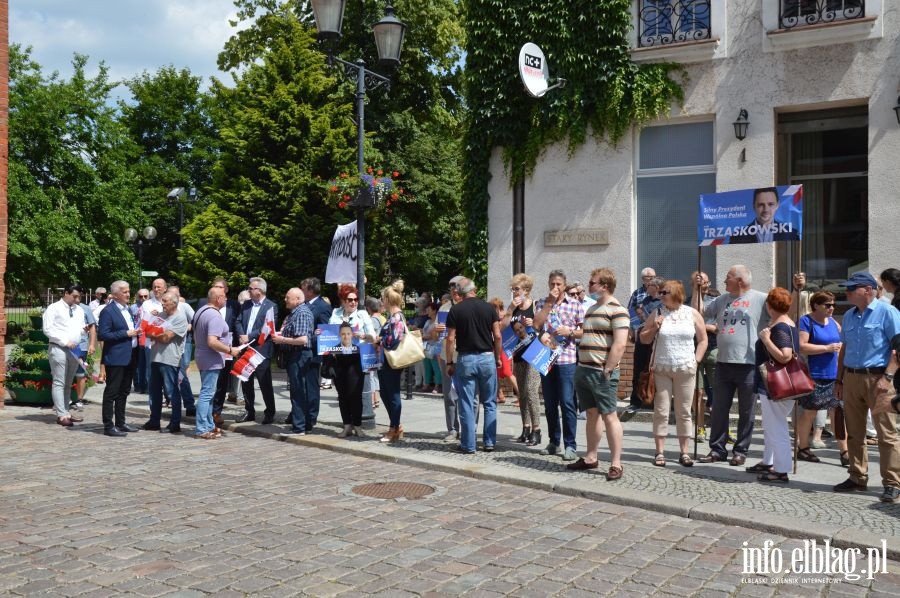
[521,333,562,376]
[501,326,519,359]
[317,324,360,355]
[359,343,379,371]
[698,185,803,246]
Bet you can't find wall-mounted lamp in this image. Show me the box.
[733,108,749,141]
[894,96,900,126]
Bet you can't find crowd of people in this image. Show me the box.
[41,265,900,502]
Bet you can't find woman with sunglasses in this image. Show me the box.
[502,273,542,446]
[797,291,847,465]
[327,285,376,344]
[639,280,707,467]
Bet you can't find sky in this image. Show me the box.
[10,0,244,96]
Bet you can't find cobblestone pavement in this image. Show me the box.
[3,412,900,596]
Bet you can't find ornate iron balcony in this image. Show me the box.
[637,1,711,48]
[779,0,865,29]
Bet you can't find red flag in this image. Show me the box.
[230,347,265,382]
[257,307,275,345]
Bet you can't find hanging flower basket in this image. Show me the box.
[327,167,407,210]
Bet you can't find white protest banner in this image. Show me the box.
[325,220,358,284]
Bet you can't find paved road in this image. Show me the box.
[3,407,900,596]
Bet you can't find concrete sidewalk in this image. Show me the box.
[49,368,900,558]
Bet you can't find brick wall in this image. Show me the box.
[0,0,8,408]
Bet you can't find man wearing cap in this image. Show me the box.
[833,272,900,503]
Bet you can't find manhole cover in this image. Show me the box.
[351,481,435,500]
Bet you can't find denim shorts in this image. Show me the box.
[575,366,619,414]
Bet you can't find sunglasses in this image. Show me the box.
[138,295,149,299]
[566,291,579,297]
[659,290,672,296]
[820,303,836,308]
[510,286,521,291]
[346,297,359,302]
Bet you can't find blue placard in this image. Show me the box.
[437,311,449,340]
[521,333,562,376]
[317,324,360,355]
[501,325,536,360]
[698,185,802,246]
[359,343,379,371]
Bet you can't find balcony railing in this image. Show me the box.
[779,0,865,29]
[637,1,711,48]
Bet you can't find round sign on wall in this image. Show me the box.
[518,42,549,98]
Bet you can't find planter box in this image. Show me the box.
[11,372,52,383]
[8,387,54,406]
[28,329,49,342]
[18,341,47,354]
[29,315,44,329]
[32,359,51,370]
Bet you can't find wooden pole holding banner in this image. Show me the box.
[694,246,702,460]
[792,237,803,474]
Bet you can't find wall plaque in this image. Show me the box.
[543,228,609,247]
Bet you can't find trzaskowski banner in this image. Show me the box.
[698,185,803,246]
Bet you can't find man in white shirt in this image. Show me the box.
[42,284,88,427]
[168,285,196,415]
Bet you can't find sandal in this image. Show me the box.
[758,471,789,483]
[678,453,694,467]
[606,465,624,481]
[745,462,773,474]
[652,453,666,467]
[797,447,821,463]
[840,451,850,467]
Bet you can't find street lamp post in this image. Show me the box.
[167,187,196,270]
[125,226,158,290]
[311,0,406,301]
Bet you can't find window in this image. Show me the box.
[637,1,711,47]
[776,107,868,299]
[636,121,716,289]
[779,0,864,29]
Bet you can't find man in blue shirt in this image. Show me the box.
[834,272,900,503]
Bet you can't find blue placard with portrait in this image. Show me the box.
[317,324,360,355]
[698,185,803,246]
[437,311,449,340]
[521,334,562,376]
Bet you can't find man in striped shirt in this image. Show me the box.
[568,268,630,480]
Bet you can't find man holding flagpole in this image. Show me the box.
[235,277,279,424]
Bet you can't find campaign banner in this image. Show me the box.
[359,343,380,371]
[521,333,562,376]
[501,325,536,360]
[698,185,803,246]
[317,324,360,355]
[325,220,358,284]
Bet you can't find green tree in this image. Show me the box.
[183,0,468,297]
[119,66,220,278]
[7,45,141,293]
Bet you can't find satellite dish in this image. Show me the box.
[518,42,567,98]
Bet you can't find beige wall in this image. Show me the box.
[487,1,900,298]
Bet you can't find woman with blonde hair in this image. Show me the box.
[501,273,542,445]
[640,280,708,467]
[375,279,407,443]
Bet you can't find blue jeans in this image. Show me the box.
[179,337,195,410]
[541,362,578,450]
[133,345,148,392]
[148,363,181,427]
[456,352,498,452]
[285,352,316,431]
[378,364,403,428]
[196,369,220,434]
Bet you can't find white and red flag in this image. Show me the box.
[231,347,265,382]
[257,307,275,345]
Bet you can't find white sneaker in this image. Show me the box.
[71,401,84,411]
[443,432,459,442]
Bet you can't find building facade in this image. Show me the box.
[487,0,899,302]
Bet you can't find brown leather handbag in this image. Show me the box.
[637,320,660,407]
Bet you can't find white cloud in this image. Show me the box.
[10,0,243,89]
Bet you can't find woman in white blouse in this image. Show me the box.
[640,280,708,467]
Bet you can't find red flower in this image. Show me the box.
[377,169,383,176]
[343,194,350,200]
[339,201,347,209]
[330,186,338,192]
[366,166,374,174]
[391,193,399,200]
[392,171,399,178]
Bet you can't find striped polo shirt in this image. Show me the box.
[578,298,630,370]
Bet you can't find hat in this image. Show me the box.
[449,275,464,285]
[838,272,878,290]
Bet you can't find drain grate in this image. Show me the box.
[351,481,435,500]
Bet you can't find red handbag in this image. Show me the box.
[764,327,815,401]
